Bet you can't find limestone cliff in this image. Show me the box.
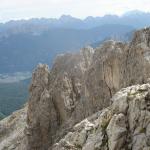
[0,27,150,150]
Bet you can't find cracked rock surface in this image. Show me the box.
[52,84,150,150]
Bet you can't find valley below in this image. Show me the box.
[0,73,30,116]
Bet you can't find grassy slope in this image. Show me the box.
[0,112,5,120]
[0,78,30,116]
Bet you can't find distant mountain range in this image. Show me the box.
[1,10,150,31]
[0,10,150,73]
[0,24,134,73]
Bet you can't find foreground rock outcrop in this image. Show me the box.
[1,83,150,150]
[0,106,27,150]
[52,83,150,150]
[0,27,150,150]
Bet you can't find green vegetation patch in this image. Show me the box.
[0,78,30,116]
[0,112,5,120]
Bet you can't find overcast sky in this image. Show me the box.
[0,0,150,22]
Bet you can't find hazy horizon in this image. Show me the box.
[0,0,150,23]
[0,10,150,24]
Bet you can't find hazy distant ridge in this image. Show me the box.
[1,10,150,73]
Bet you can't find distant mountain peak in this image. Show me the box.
[123,10,147,16]
[59,15,81,21]
[60,15,73,19]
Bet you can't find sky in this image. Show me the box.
[0,0,150,22]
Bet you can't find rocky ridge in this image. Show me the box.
[52,83,150,150]
[0,27,150,150]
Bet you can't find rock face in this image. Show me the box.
[25,46,98,150]
[0,27,150,150]
[0,106,27,150]
[52,83,150,150]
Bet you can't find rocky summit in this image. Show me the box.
[0,27,150,150]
